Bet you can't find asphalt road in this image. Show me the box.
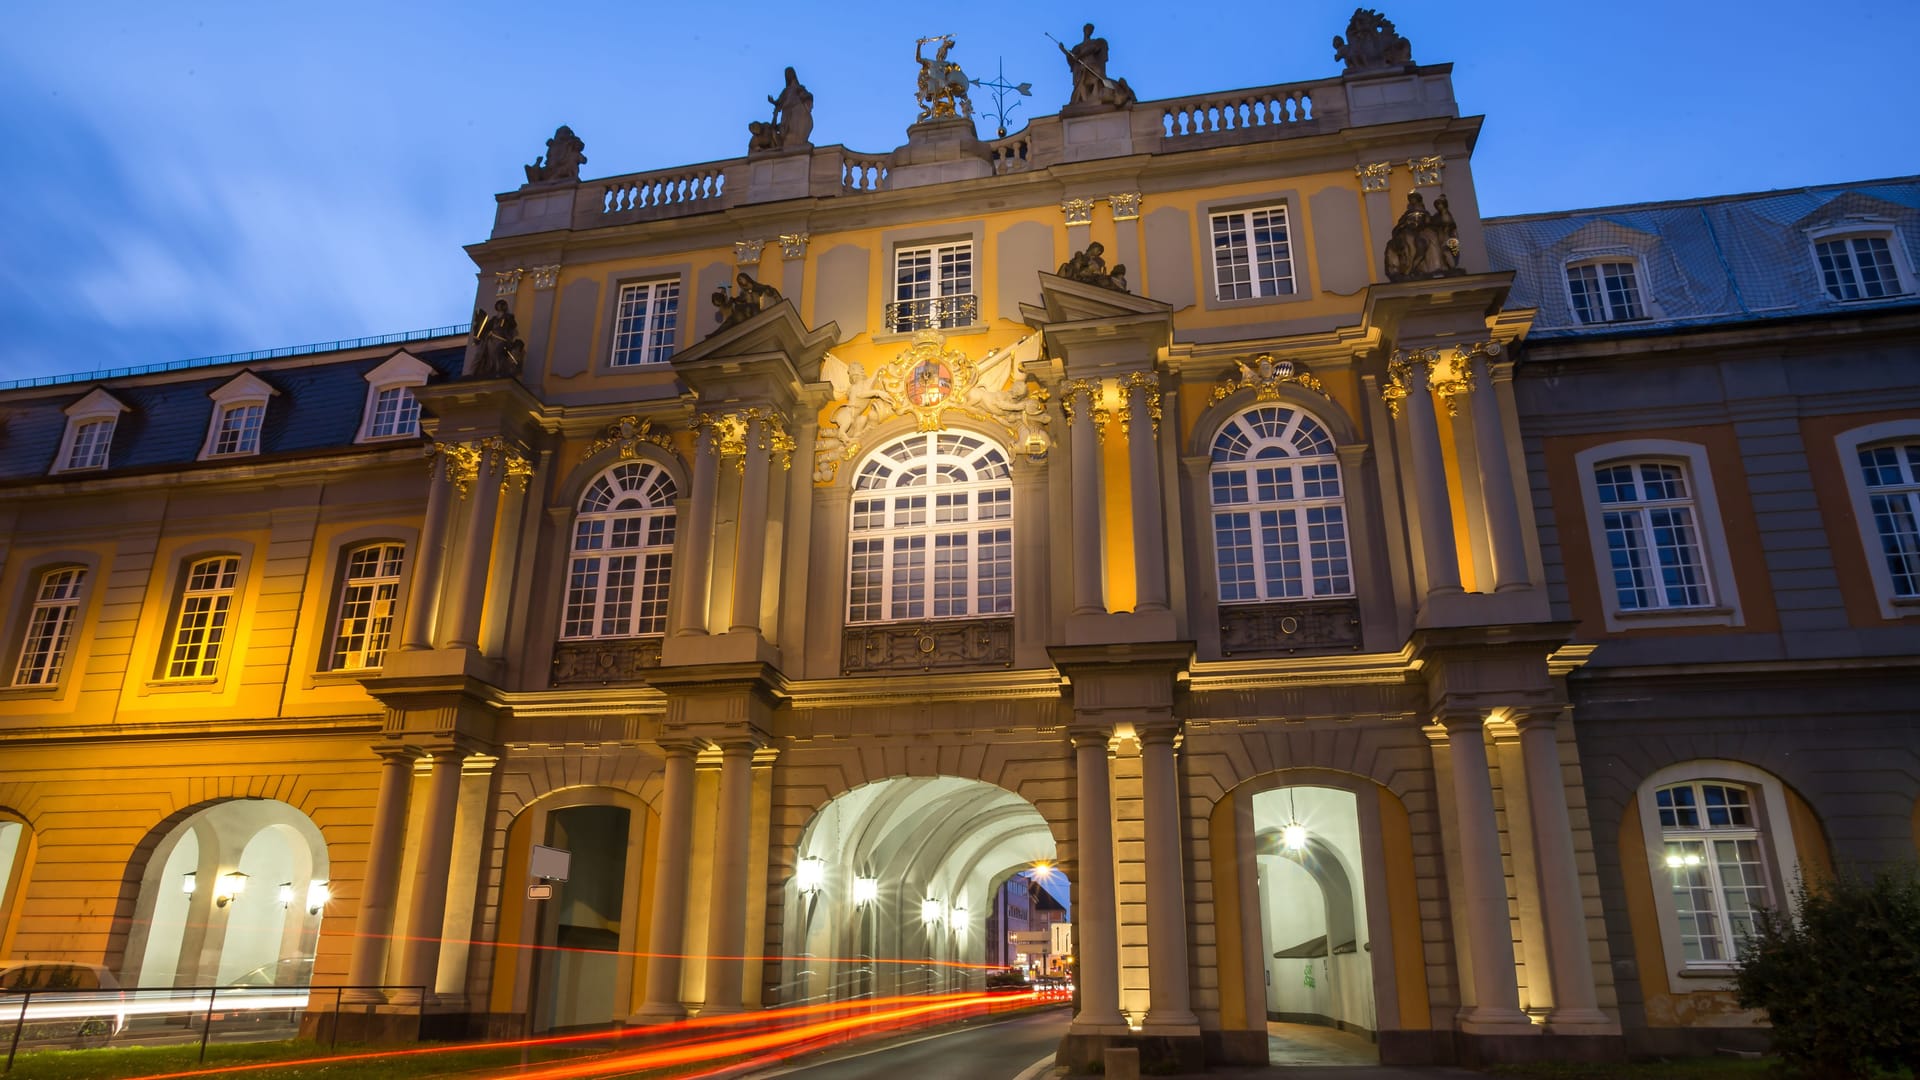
[749,1005,1068,1080]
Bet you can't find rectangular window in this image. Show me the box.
[1210,205,1294,301]
[65,419,115,470]
[367,386,422,438]
[889,242,975,331]
[211,404,265,456]
[166,556,240,679]
[12,567,86,687]
[1859,443,1920,597]
[1567,260,1645,323]
[1595,461,1712,610]
[329,544,404,671]
[610,280,682,367]
[1816,236,1905,301]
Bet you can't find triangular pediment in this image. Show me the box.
[1021,272,1174,327]
[669,300,841,385]
[1793,190,1912,231]
[364,349,434,385]
[208,369,280,403]
[64,386,130,419]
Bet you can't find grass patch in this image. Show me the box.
[1491,1060,1778,1080]
[2,1038,598,1079]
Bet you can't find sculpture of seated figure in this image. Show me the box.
[1057,241,1131,293]
[709,272,785,335]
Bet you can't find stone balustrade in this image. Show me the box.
[491,69,1457,239]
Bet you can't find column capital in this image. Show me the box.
[1134,721,1182,748]
[1117,371,1162,439]
[695,407,796,472]
[1509,704,1569,735]
[1067,725,1114,751]
[1427,708,1489,739]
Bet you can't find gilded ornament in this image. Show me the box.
[529,264,561,290]
[1406,155,1444,187]
[1355,161,1392,193]
[494,268,523,297]
[697,408,796,473]
[1380,348,1436,421]
[427,436,532,498]
[778,233,809,259]
[1109,192,1142,221]
[733,239,766,266]
[584,416,677,461]
[1061,197,1095,225]
[1119,371,1163,436]
[1207,353,1327,406]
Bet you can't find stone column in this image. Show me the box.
[1398,356,1462,595]
[1139,724,1197,1030]
[1067,382,1106,616]
[1125,375,1169,613]
[1467,349,1529,591]
[344,750,417,1001]
[441,453,504,649]
[1070,729,1125,1030]
[1514,710,1611,1030]
[674,426,720,637]
[1435,712,1532,1030]
[636,743,698,1019]
[397,748,465,1003]
[401,453,455,650]
[702,741,757,1012]
[730,417,771,634]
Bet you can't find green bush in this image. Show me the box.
[1733,869,1920,1079]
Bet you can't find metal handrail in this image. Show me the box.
[0,326,467,392]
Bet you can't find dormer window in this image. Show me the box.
[355,351,434,443]
[1565,258,1645,324]
[198,371,279,461]
[51,388,129,475]
[1813,233,1910,301]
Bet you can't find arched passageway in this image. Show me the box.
[782,777,1064,1003]
[1252,786,1376,1038]
[119,799,329,989]
[0,813,32,957]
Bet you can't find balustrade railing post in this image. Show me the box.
[332,987,343,1051]
[5,990,30,1073]
[198,987,216,1063]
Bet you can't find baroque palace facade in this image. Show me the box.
[1,11,1917,1069]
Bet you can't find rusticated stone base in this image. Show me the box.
[1057,1031,1206,1074]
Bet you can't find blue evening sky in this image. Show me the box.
[1,0,1914,382]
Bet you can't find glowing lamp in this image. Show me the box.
[306,881,331,914]
[853,876,879,907]
[1028,861,1056,881]
[796,857,827,895]
[1282,823,1308,851]
[277,882,296,907]
[215,871,248,907]
[921,898,943,925]
[181,872,197,895]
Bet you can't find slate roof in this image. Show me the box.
[0,344,465,484]
[1484,176,1920,340]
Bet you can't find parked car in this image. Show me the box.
[0,960,127,1044]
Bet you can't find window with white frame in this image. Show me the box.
[355,351,433,444]
[1856,441,1920,598]
[1210,204,1295,301]
[1654,780,1770,964]
[328,543,404,670]
[1814,234,1909,301]
[610,280,681,367]
[1208,406,1352,603]
[165,556,240,680]
[1592,460,1713,611]
[64,419,115,470]
[366,386,422,439]
[12,567,86,687]
[1566,259,1646,323]
[889,241,976,332]
[209,403,265,456]
[847,432,1013,623]
[562,463,677,639]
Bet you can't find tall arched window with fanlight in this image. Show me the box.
[1208,405,1353,603]
[847,431,1013,624]
[562,462,677,639]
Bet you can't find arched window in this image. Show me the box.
[1653,780,1770,964]
[13,566,87,687]
[562,463,677,639]
[847,432,1013,624]
[165,556,241,680]
[1208,406,1352,603]
[327,543,405,671]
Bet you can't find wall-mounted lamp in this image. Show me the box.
[950,901,968,925]
[214,872,248,908]
[181,872,197,896]
[1282,823,1309,851]
[853,876,879,907]
[277,882,295,908]
[307,881,331,915]
[921,897,943,925]
[1028,861,1056,882]
[796,857,826,895]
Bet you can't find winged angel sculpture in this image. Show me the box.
[814,333,1051,483]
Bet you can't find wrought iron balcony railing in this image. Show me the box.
[884,294,979,333]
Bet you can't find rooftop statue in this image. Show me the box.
[1383,192,1463,282]
[1056,23,1136,109]
[1057,241,1130,294]
[468,300,526,378]
[750,67,815,155]
[1332,8,1414,73]
[914,35,973,122]
[524,125,586,185]
[708,272,784,336]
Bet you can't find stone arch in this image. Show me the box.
[555,441,689,514]
[1207,766,1430,1062]
[1188,383,1362,461]
[833,413,1028,493]
[486,783,660,1032]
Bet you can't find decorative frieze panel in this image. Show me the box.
[1208,353,1327,405]
[841,617,1015,674]
[550,637,663,687]
[584,415,678,462]
[1218,598,1362,657]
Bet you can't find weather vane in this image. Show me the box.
[968,57,1032,139]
